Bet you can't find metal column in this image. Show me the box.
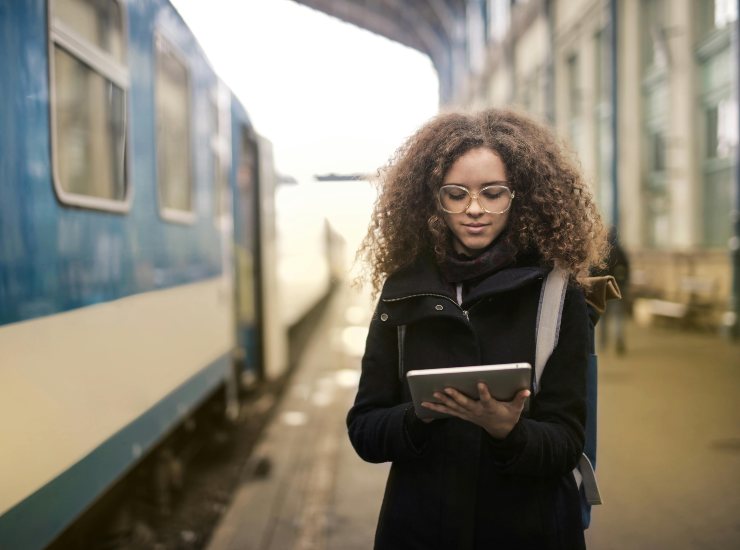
[610,0,619,229]
[730,0,740,339]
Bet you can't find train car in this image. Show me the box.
[0,1,332,547]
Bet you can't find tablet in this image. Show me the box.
[406,363,532,419]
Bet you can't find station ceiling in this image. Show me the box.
[291,0,468,103]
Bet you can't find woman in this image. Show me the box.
[347,108,607,549]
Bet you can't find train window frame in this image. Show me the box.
[211,83,232,224]
[47,0,133,213]
[154,32,196,225]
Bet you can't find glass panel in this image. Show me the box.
[703,166,733,246]
[712,0,738,27]
[156,40,192,212]
[487,0,511,42]
[644,83,667,121]
[697,0,716,37]
[706,104,720,158]
[717,99,737,158]
[55,0,124,62]
[567,54,581,116]
[567,53,582,148]
[211,95,229,218]
[702,99,736,246]
[700,46,731,90]
[594,29,611,105]
[594,27,613,222]
[697,0,738,37]
[54,46,126,200]
[596,114,612,220]
[646,189,670,247]
[651,132,666,172]
[641,0,667,70]
[236,131,256,325]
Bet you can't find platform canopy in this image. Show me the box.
[292,0,470,104]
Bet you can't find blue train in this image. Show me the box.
[0,1,338,547]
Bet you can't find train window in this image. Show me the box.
[155,34,194,222]
[54,0,125,62]
[49,0,130,210]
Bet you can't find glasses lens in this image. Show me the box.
[478,185,512,213]
[438,186,470,213]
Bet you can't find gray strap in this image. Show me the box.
[536,267,603,506]
[397,325,406,381]
[534,266,568,394]
[574,454,603,505]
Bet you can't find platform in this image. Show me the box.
[206,284,386,550]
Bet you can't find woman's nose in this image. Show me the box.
[466,195,485,216]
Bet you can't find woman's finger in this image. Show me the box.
[477,382,493,402]
[443,387,472,407]
[513,389,531,410]
[433,391,465,412]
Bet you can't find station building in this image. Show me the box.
[458,0,738,331]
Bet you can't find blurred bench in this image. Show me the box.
[647,276,717,330]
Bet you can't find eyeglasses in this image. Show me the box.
[437,184,515,214]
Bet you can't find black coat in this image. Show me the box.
[347,253,589,550]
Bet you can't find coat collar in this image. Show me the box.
[380,251,549,307]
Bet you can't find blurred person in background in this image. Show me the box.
[595,226,630,355]
[347,109,607,549]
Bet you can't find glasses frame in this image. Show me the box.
[437,183,515,215]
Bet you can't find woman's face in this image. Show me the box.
[440,147,511,257]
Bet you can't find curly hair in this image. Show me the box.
[357,108,608,296]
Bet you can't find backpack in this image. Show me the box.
[536,266,617,528]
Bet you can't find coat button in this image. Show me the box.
[380,313,388,321]
[435,304,443,311]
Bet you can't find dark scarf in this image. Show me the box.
[438,238,517,284]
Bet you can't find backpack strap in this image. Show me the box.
[534,266,568,394]
[576,454,603,505]
[535,266,603,508]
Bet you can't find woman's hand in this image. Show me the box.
[421,383,530,439]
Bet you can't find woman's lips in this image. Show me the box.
[462,223,488,234]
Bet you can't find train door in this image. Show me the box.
[211,83,240,415]
[232,125,263,383]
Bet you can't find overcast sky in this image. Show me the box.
[171,0,440,181]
